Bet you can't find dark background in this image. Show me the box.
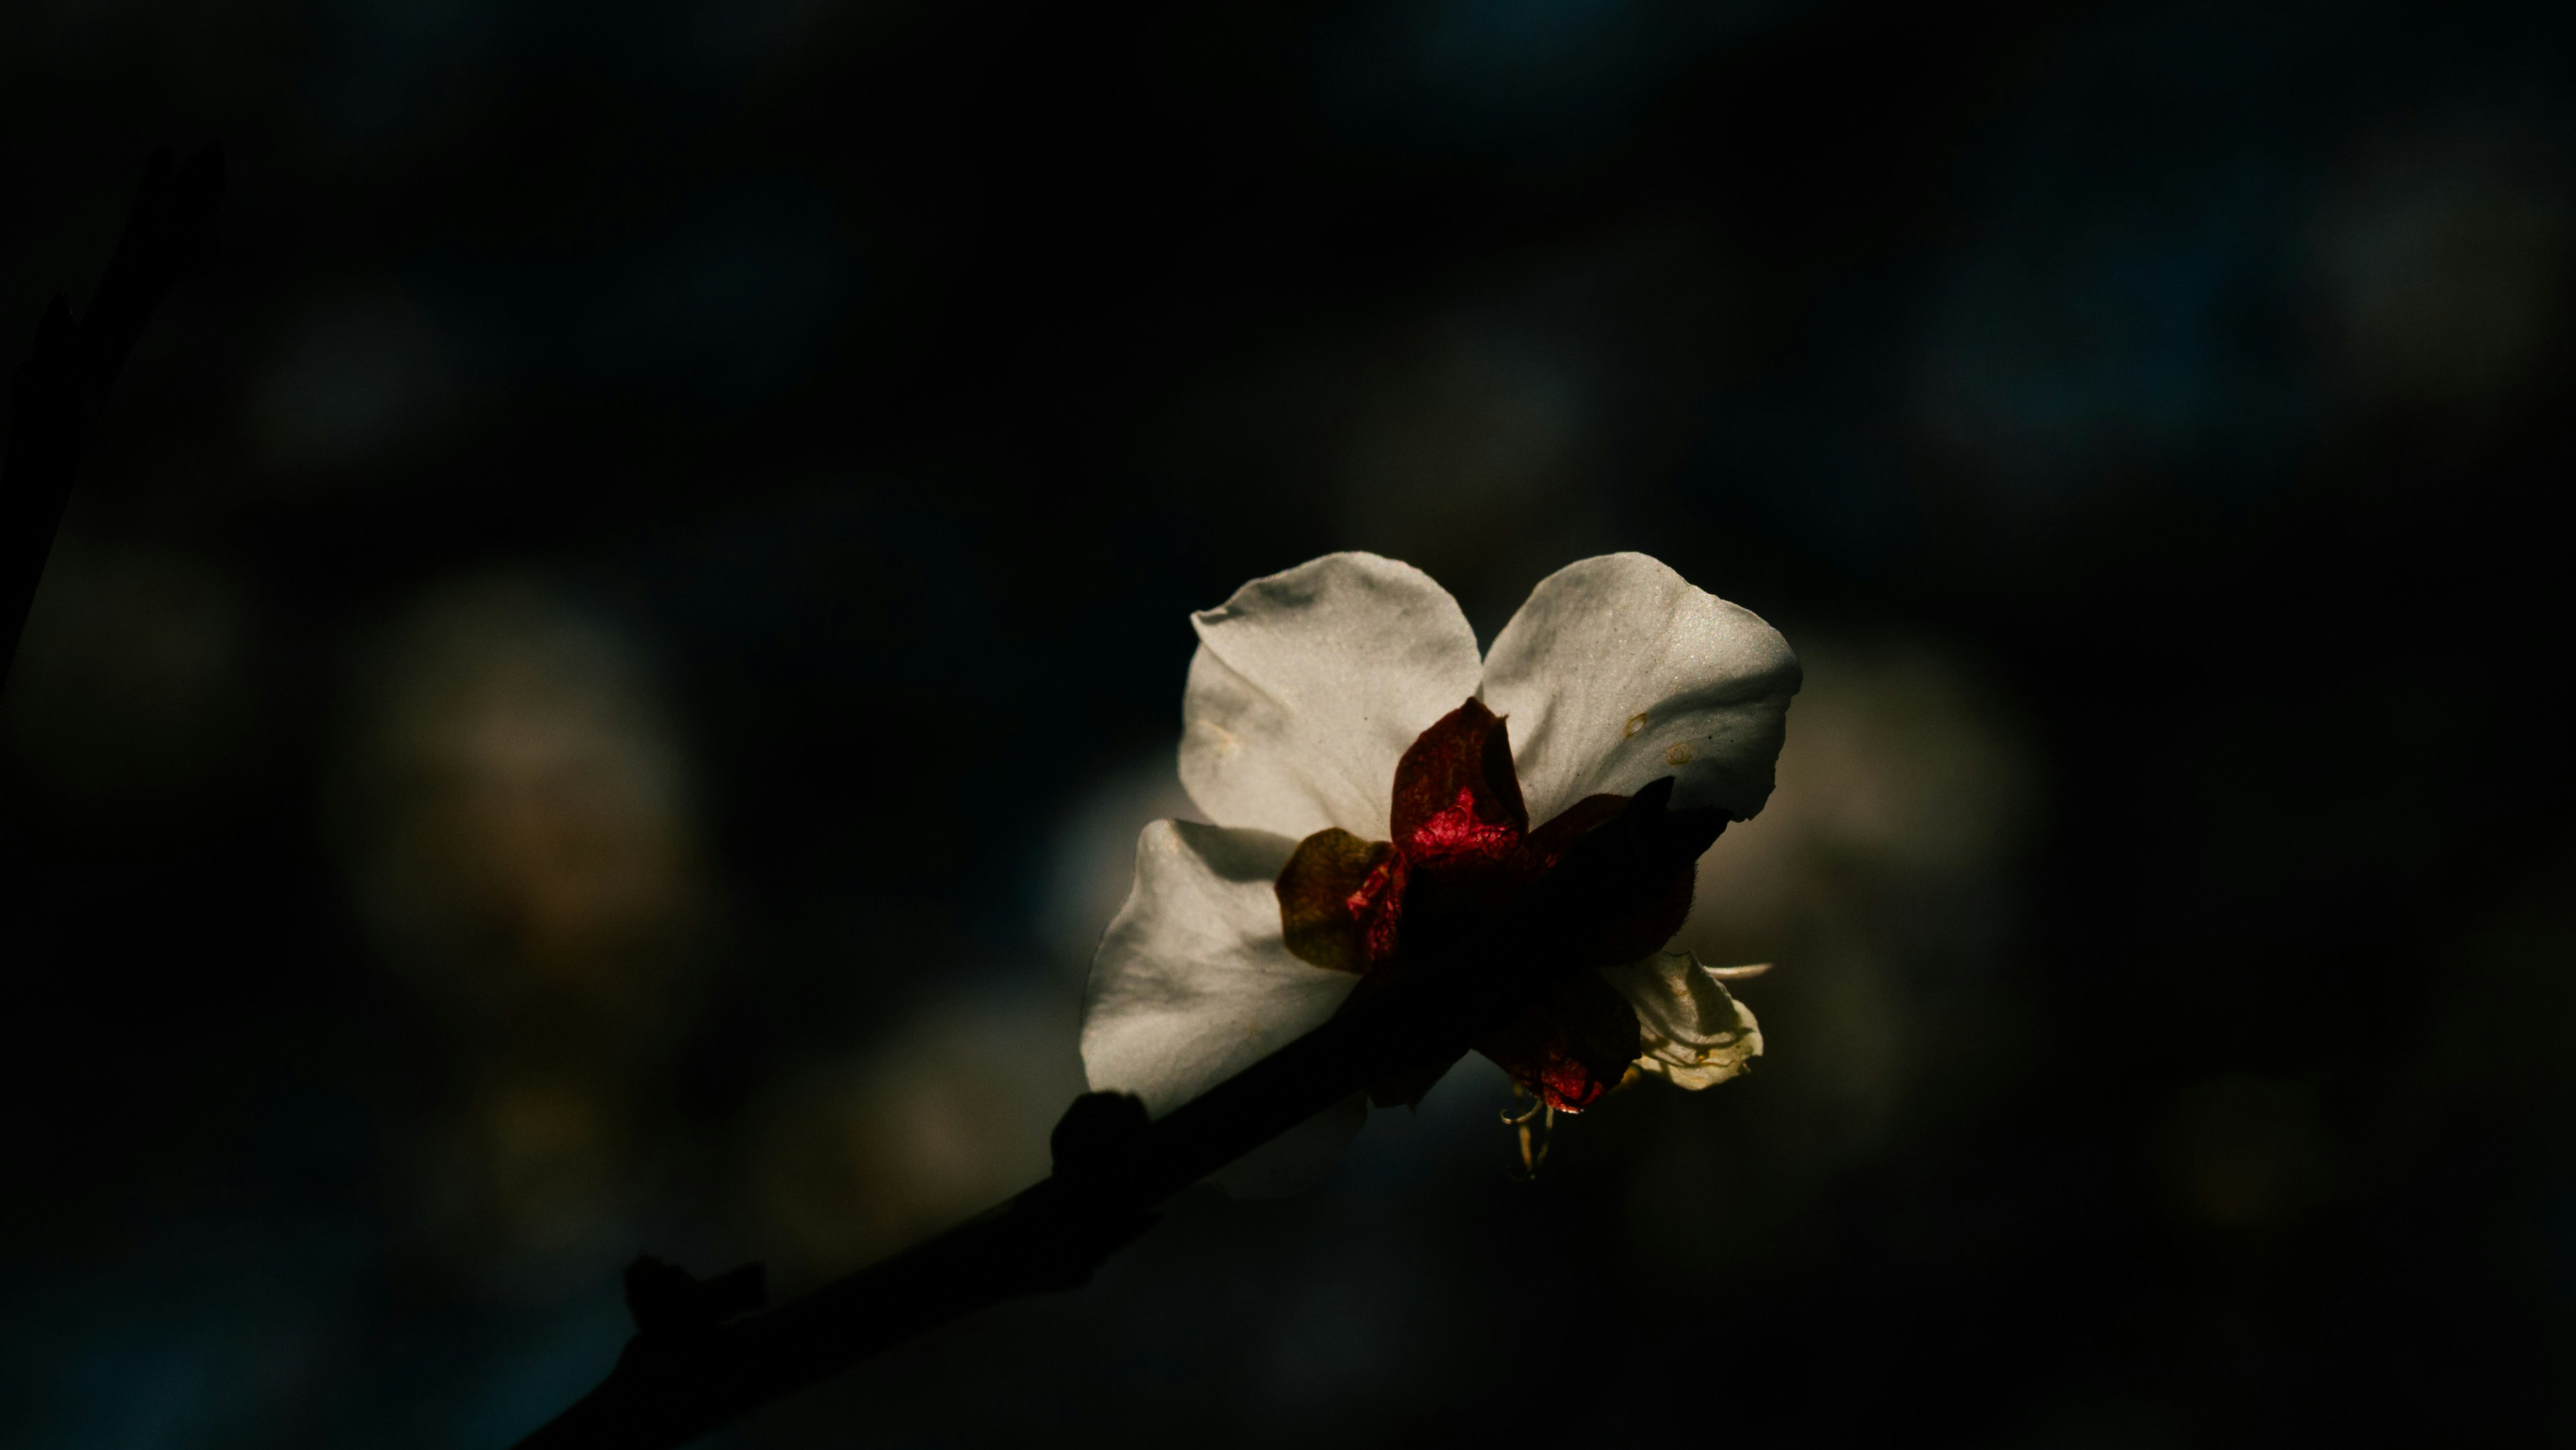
[5,0,2575,1445]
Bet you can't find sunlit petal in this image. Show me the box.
[1082,819,1365,1117]
[1181,552,1482,839]
[1481,552,1801,827]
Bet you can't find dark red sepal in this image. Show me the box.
[1276,828,1398,974]
[1519,791,1699,968]
[1390,698,1527,865]
[1273,702,1720,1116]
[1475,969,1643,1113]
[1519,792,1626,872]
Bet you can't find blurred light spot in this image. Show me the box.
[2315,134,2573,420]
[337,577,704,1278]
[2159,1073,2332,1229]
[1689,637,2037,945]
[2,537,256,814]
[747,984,1085,1278]
[1638,639,2037,1272]
[343,578,702,1015]
[1322,0,1811,156]
[251,282,460,473]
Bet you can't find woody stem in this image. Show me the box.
[512,780,1723,1450]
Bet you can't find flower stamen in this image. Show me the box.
[1502,1082,1557,1179]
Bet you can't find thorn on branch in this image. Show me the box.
[1049,1090,1150,1184]
[1026,1092,1161,1293]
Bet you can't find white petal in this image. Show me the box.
[1599,948,1764,1090]
[1081,819,1364,1118]
[1480,553,1801,827]
[1180,552,1483,839]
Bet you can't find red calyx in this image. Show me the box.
[1273,697,1692,1112]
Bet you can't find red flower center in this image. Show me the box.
[1273,698,1698,1112]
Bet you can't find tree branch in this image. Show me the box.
[513,779,1725,1449]
[0,144,225,688]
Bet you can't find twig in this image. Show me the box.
[0,144,225,688]
[513,779,1724,1449]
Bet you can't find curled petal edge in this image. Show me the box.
[1599,948,1765,1090]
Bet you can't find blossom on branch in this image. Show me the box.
[1081,552,1799,1182]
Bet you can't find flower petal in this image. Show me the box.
[1480,553,1802,827]
[1599,948,1764,1089]
[1082,819,1364,1117]
[1181,552,1483,839]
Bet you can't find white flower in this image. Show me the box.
[1080,552,1799,1184]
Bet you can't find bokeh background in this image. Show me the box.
[5,0,2575,1445]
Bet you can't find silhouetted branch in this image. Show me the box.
[513,780,1725,1449]
[0,144,225,687]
